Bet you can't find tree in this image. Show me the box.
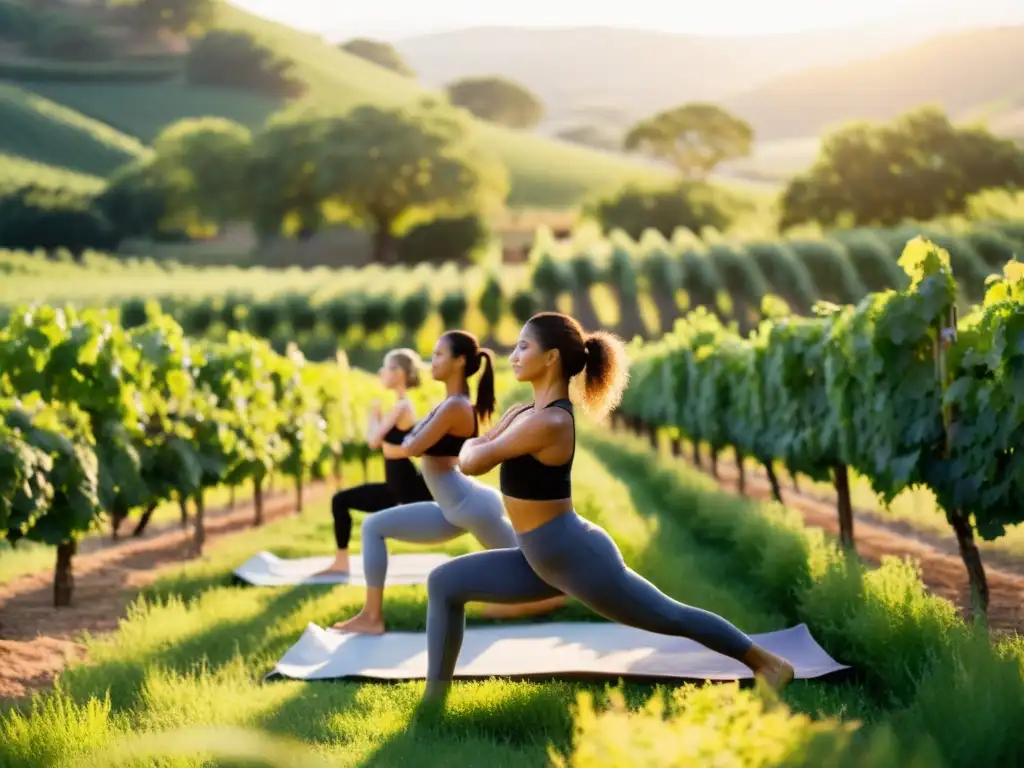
[96,157,176,240]
[338,38,415,78]
[586,180,739,240]
[148,117,254,228]
[779,106,1024,231]
[107,0,215,36]
[185,29,305,98]
[445,76,545,130]
[623,103,754,181]
[245,111,329,240]
[314,99,509,262]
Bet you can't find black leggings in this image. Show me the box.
[331,484,401,550]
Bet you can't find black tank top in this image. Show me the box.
[421,398,478,457]
[499,399,574,500]
[382,426,431,503]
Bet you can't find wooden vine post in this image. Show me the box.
[833,463,855,550]
[935,305,989,617]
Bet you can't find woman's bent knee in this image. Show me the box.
[426,561,462,602]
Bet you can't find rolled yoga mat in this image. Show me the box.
[266,621,849,682]
[232,551,452,586]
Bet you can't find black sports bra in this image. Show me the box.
[421,398,478,457]
[382,425,410,448]
[499,399,574,501]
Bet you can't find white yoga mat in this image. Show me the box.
[267,621,848,682]
[233,550,452,586]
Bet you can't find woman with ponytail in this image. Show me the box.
[331,330,565,635]
[315,348,433,577]
[420,313,795,702]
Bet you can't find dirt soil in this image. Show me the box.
[703,457,1024,637]
[0,481,331,703]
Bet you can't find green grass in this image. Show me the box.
[0,83,147,177]
[0,153,106,195]
[7,428,1024,766]
[0,440,878,767]
[13,3,671,209]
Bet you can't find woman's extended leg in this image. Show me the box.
[423,548,563,700]
[316,483,396,575]
[521,513,795,690]
[331,501,465,635]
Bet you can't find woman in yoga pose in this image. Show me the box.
[331,329,565,635]
[421,312,795,701]
[316,348,433,576]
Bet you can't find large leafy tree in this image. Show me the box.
[147,117,254,228]
[339,38,416,78]
[244,110,330,240]
[624,103,754,181]
[779,106,1024,230]
[314,99,509,262]
[445,76,545,130]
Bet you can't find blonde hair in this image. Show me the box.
[385,348,425,388]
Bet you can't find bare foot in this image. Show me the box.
[330,612,386,635]
[755,655,795,693]
[313,553,350,577]
[312,566,350,577]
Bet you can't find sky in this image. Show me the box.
[231,0,995,40]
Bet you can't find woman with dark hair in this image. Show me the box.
[420,312,795,702]
[331,329,565,635]
[315,348,434,577]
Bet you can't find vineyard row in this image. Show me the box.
[0,305,424,606]
[617,236,1024,614]
[4,219,1022,355]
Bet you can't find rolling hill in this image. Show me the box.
[1,2,672,209]
[393,0,1024,136]
[0,82,147,177]
[721,25,1024,141]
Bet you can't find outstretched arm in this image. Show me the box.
[458,410,565,476]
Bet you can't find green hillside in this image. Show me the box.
[8,3,671,209]
[0,152,105,194]
[0,83,147,177]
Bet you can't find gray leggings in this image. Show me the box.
[360,468,517,588]
[424,510,755,694]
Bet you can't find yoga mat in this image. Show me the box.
[233,550,452,586]
[267,621,849,682]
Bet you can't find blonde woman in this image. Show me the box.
[316,348,433,576]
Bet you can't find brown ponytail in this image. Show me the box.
[581,331,629,419]
[441,330,497,424]
[525,312,629,419]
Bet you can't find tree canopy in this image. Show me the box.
[779,106,1024,230]
[185,29,305,98]
[624,103,754,180]
[338,38,416,78]
[444,76,545,130]
[313,100,509,261]
[106,99,509,262]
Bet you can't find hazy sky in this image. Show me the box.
[232,0,961,39]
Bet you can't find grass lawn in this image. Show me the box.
[2,440,887,767]
[7,429,1024,765]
